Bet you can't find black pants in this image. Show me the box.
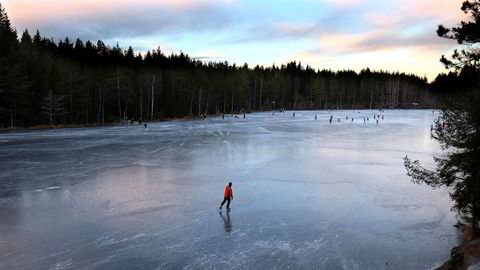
[220,198,231,209]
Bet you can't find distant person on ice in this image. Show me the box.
[220,182,233,210]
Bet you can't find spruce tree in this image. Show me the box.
[0,3,29,128]
[405,0,480,236]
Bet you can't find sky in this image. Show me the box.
[2,0,467,81]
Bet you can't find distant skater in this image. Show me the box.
[144,123,147,128]
[243,114,246,119]
[220,182,233,211]
[293,112,295,117]
[315,114,317,120]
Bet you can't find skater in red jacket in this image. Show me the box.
[219,182,233,210]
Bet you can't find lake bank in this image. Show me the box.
[437,225,480,270]
[0,108,439,134]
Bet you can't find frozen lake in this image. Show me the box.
[0,110,458,269]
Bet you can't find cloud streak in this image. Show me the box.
[311,30,457,55]
[5,0,238,40]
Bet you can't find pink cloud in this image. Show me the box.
[405,0,466,22]
[362,12,406,28]
[323,0,365,8]
[3,0,237,40]
[273,22,317,36]
[5,0,221,23]
[312,30,457,55]
[363,0,467,29]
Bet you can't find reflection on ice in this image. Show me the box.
[0,110,458,269]
[219,211,233,233]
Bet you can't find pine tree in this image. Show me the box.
[41,90,65,126]
[0,3,29,128]
[405,0,480,236]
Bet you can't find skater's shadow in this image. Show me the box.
[219,211,232,233]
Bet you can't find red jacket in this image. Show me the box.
[224,186,233,198]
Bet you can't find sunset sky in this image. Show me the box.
[3,0,466,81]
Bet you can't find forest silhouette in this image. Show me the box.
[0,3,451,128]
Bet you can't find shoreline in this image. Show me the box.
[436,225,480,269]
[0,116,194,134]
[0,108,438,134]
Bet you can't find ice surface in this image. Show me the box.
[0,110,459,269]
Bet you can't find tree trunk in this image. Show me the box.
[102,90,105,125]
[231,88,234,114]
[49,91,53,126]
[310,86,313,109]
[253,76,257,110]
[369,88,373,109]
[123,101,128,120]
[352,88,356,109]
[70,72,73,124]
[97,87,101,124]
[198,88,202,116]
[398,84,401,107]
[84,94,88,124]
[473,202,478,237]
[10,108,14,128]
[223,89,226,113]
[117,68,122,119]
[151,75,155,120]
[205,96,209,115]
[139,85,143,120]
[259,76,263,110]
[189,94,194,118]
[273,80,277,111]
[171,72,175,97]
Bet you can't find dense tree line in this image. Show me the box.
[1,4,439,128]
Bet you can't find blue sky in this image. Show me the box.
[3,0,465,80]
